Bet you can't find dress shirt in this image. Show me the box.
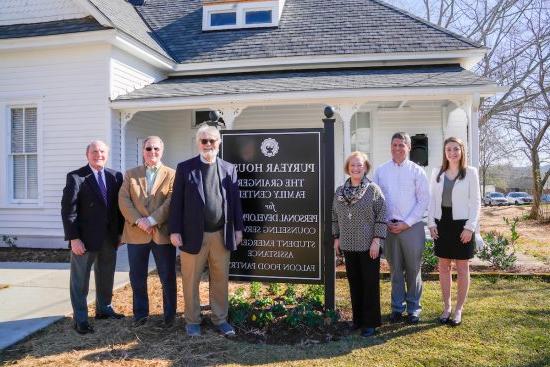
[89,164,107,189]
[373,159,429,227]
[145,163,162,194]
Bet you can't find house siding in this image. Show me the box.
[0,0,88,26]
[0,44,111,247]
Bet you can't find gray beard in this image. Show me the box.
[201,149,218,162]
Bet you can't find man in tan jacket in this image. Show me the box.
[119,136,176,327]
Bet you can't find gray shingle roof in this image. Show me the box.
[133,0,482,64]
[115,65,494,100]
[88,0,172,60]
[0,17,108,39]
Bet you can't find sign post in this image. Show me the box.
[322,106,336,310]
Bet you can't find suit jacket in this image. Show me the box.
[427,166,481,232]
[61,165,124,251]
[118,164,175,245]
[169,156,244,254]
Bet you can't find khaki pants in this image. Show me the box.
[180,230,230,325]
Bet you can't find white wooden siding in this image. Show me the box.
[0,0,88,25]
[0,44,111,247]
[110,48,166,100]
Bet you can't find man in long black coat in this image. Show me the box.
[61,140,124,334]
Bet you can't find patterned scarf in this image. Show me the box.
[337,175,370,205]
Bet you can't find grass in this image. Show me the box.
[1,275,549,367]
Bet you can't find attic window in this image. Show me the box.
[245,10,272,24]
[203,0,285,31]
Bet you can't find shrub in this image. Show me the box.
[1,235,17,248]
[477,217,518,270]
[249,281,262,299]
[478,232,517,270]
[422,240,438,274]
[267,282,283,296]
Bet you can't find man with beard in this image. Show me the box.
[169,125,243,337]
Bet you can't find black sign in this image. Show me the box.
[221,130,322,283]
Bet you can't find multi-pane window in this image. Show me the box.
[350,112,371,155]
[9,107,38,200]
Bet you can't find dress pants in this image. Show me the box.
[70,239,117,323]
[384,221,425,316]
[127,242,177,322]
[343,250,381,329]
[180,230,230,326]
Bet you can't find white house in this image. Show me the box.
[0,0,502,248]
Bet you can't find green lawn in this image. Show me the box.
[1,277,548,367]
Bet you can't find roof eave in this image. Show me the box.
[0,29,116,52]
[170,48,488,76]
[111,83,504,111]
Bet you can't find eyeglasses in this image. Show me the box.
[145,147,160,152]
[200,139,218,145]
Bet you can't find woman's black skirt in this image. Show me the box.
[434,206,475,260]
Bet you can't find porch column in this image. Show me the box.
[217,104,246,130]
[335,103,360,158]
[120,110,137,172]
[469,93,481,168]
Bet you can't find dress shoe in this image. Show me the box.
[438,311,451,324]
[73,321,94,334]
[133,316,148,327]
[449,310,462,327]
[407,314,420,324]
[389,311,403,323]
[361,327,376,337]
[95,307,124,320]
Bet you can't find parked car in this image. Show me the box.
[541,194,550,203]
[483,192,509,206]
[505,192,533,205]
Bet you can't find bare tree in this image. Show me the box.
[479,121,506,195]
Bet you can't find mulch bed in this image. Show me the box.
[0,247,70,263]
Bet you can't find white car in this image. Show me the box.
[483,192,509,206]
[505,192,533,205]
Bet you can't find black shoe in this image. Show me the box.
[438,311,451,325]
[133,316,148,327]
[73,321,94,334]
[449,311,462,327]
[163,317,175,328]
[407,314,420,324]
[361,327,376,337]
[95,307,124,320]
[389,312,403,323]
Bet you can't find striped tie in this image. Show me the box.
[97,170,108,205]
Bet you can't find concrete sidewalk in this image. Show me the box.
[0,246,153,351]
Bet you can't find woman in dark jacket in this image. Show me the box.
[332,151,387,337]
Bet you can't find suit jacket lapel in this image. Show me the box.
[217,160,227,202]
[150,165,167,196]
[137,166,147,197]
[105,169,118,206]
[192,158,205,204]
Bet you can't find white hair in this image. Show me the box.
[195,125,220,142]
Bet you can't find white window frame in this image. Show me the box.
[202,1,282,31]
[1,100,43,207]
[350,111,373,158]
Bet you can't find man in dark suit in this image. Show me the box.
[61,140,124,334]
[169,125,243,337]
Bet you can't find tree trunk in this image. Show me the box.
[529,150,541,219]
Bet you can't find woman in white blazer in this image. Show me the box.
[428,137,480,327]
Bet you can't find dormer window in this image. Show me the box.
[203,0,285,31]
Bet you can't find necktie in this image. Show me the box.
[97,170,108,205]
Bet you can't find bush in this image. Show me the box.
[477,217,518,270]
[1,235,17,248]
[422,240,438,274]
[478,232,517,270]
[249,281,262,298]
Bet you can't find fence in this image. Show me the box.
[539,203,550,222]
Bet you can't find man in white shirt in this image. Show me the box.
[373,132,429,324]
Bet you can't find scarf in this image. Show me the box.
[337,175,370,205]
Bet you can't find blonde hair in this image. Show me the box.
[344,151,371,175]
